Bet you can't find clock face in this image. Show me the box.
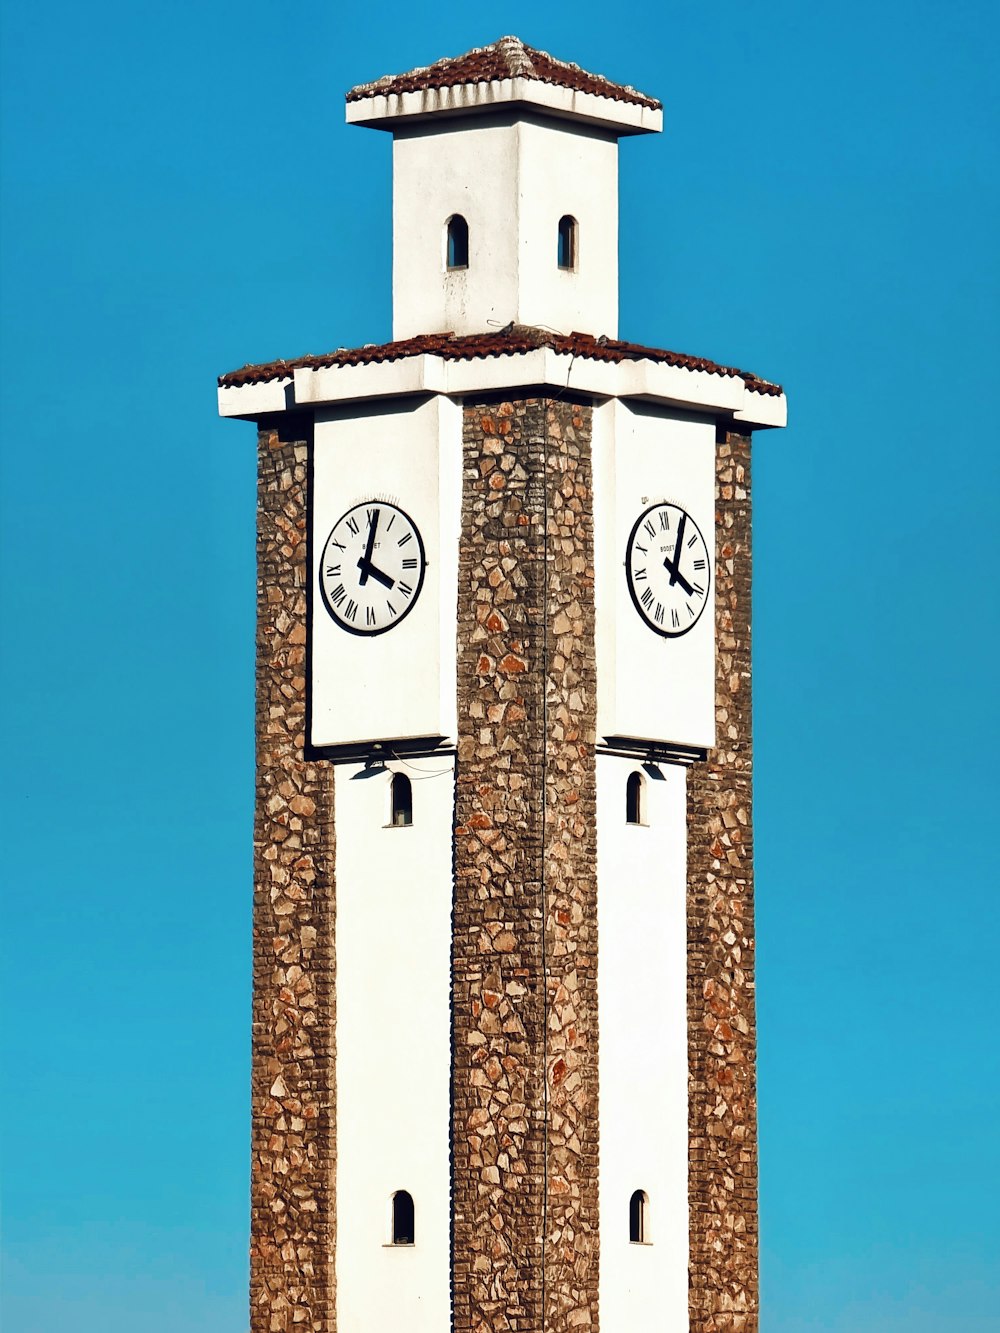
[625,501,711,638]
[319,501,426,636]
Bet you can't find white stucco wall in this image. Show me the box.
[597,753,689,1331]
[334,754,454,1330]
[310,394,461,749]
[593,398,717,751]
[514,117,618,338]
[392,115,618,340]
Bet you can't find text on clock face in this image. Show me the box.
[625,502,711,638]
[319,501,426,636]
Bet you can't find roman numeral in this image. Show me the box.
[385,513,396,532]
[644,519,656,539]
[654,602,664,624]
[397,532,412,547]
[693,558,707,571]
[659,510,670,530]
[692,582,705,597]
[399,581,413,598]
[687,533,697,548]
[325,564,341,578]
[328,583,346,607]
[366,607,376,626]
[366,507,379,527]
[386,600,398,618]
[686,603,695,618]
[346,516,360,536]
[402,558,418,571]
[640,587,654,610]
[344,598,358,622]
[671,609,680,628]
[634,543,647,556]
[633,568,647,581]
[328,540,345,552]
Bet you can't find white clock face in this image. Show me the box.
[319,501,426,636]
[625,501,711,637]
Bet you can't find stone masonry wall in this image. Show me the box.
[452,398,599,1333]
[687,428,758,1331]
[251,419,336,1333]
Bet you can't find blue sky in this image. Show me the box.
[1,2,998,1330]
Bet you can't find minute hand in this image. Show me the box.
[663,514,695,595]
[357,508,380,586]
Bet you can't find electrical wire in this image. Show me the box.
[387,749,456,780]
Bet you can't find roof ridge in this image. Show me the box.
[345,37,661,111]
[218,330,783,397]
[496,35,534,79]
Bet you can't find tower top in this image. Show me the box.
[346,35,662,136]
[219,39,785,428]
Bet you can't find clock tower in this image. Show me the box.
[219,36,786,1333]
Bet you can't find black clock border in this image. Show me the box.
[319,499,427,638]
[625,501,711,640]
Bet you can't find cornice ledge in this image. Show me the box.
[219,348,786,431]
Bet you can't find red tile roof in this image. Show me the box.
[346,36,661,112]
[219,328,782,397]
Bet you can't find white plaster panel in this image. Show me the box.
[391,116,619,340]
[310,395,460,749]
[334,755,454,1330]
[597,754,689,1331]
[393,121,522,340]
[515,118,618,338]
[593,399,618,749]
[595,399,717,750]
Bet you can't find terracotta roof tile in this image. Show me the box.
[346,36,660,111]
[218,328,782,397]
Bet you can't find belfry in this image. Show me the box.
[218,35,786,1333]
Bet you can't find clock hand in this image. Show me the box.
[662,512,696,595]
[661,556,695,597]
[357,557,396,591]
[357,508,380,586]
[668,514,686,585]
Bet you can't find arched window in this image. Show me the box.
[626,771,644,825]
[390,772,412,827]
[446,214,469,270]
[391,1189,415,1245]
[629,1189,648,1244]
[557,215,577,270]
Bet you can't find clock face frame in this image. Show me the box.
[319,500,427,637]
[625,501,712,638]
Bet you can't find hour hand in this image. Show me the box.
[662,554,694,596]
[357,557,395,590]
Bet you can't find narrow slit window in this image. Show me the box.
[629,1189,648,1244]
[626,771,644,825]
[390,772,413,827]
[447,214,469,269]
[557,215,577,270]
[391,1190,415,1245]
